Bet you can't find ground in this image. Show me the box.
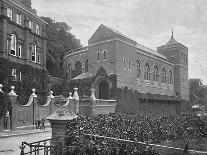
[0,131,51,155]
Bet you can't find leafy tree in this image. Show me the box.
[41,17,81,78]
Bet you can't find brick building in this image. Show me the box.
[0,0,47,97]
[63,24,189,115]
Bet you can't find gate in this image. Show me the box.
[19,139,75,155]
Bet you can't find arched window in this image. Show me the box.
[169,70,173,84]
[137,60,141,78]
[75,60,82,76]
[103,50,106,60]
[123,58,127,69]
[128,60,131,70]
[153,66,159,82]
[31,42,36,62]
[161,68,167,83]
[11,33,17,56]
[68,63,72,80]
[97,51,100,61]
[144,63,150,80]
[85,59,88,72]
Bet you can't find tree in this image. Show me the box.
[41,17,81,78]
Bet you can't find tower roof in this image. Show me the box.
[165,30,179,45]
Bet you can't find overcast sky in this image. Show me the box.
[32,0,207,84]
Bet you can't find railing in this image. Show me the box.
[20,139,76,155]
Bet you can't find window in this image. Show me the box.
[12,69,17,79]
[97,51,100,61]
[16,13,21,25]
[7,8,13,20]
[36,24,40,34]
[68,63,72,79]
[31,43,36,62]
[10,33,17,56]
[19,71,22,82]
[161,68,167,83]
[29,20,33,29]
[169,70,173,84]
[137,60,141,78]
[123,58,127,69]
[6,39,9,53]
[85,59,88,72]
[37,52,40,63]
[153,66,159,82]
[18,44,22,57]
[75,60,82,76]
[103,50,106,60]
[128,60,131,70]
[144,63,150,80]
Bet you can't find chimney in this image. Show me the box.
[21,0,32,9]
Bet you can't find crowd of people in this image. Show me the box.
[64,113,207,154]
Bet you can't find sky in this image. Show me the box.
[32,0,207,84]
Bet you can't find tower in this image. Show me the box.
[157,31,189,100]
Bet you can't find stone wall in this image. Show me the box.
[116,87,190,117]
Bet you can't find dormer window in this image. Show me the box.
[7,8,13,20]
[16,13,21,25]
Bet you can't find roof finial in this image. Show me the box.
[171,29,174,38]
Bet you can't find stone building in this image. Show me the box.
[0,0,47,96]
[63,24,189,112]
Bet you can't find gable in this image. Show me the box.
[88,24,116,44]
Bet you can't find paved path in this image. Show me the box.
[0,129,51,155]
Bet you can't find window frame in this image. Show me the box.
[31,43,36,62]
[29,20,33,29]
[144,63,150,81]
[136,60,141,79]
[18,44,22,57]
[161,68,167,83]
[36,24,40,35]
[16,13,21,25]
[10,33,17,56]
[7,8,13,20]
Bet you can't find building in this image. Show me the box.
[63,25,189,115]
[0,0,47,97]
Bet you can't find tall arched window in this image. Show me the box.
[153,66,159,82]
[68,63,72,80]
[11,33,17,56]
[144,63,150,80]
[161,68,167,83]
[137,60,141,78]
[85,59,88,72]
[31,42,36,62]
[169,70,173,84]
[97,51,100,61]
[128,60,131,70]
[75,60,82,76]
[103,50,106,60]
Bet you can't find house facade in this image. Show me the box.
[0,0,47,96]
[64,24,189,102]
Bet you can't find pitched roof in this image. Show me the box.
[89,24,136,44]
[72,72,90,80]
[136,44,168,60]
[165,37,179,45]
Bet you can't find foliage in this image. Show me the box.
[41,17,82,78]
[189,78,207,105]
[0,58,48,105]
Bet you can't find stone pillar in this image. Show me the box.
[90,89,96,115]
[46,109,78,154]
[8,86,18,130]
[73,88,79,114]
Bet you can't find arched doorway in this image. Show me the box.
[99,81,109,99]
